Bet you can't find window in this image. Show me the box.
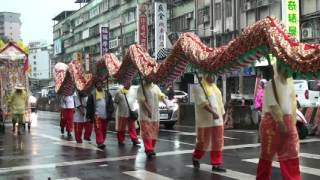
[169,14,190,32]
[89,6,100,19]
[109,0,120,8]
[215,3,222,20]
[225,0,232,17]
[123,31,136,46]
[33,55,36,59]
[33,73,37,77]
[197,6,209,24]
[124,9,136,24]
[89,24,100,37]
[33,61,36,65]
[100,0,109,12]
[33,67,37,71]
[74,32,82,42]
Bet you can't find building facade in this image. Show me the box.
[300,0,320,43]
[0,12,21,41]
[52,0,196,66]
[28,41,51,80]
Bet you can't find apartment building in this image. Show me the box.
[300,0,320,43]
[0,12,21,41]
[28,41,51,80]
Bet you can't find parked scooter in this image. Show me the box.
[296,109,309,139]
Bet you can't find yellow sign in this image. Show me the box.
[283,0,300,40]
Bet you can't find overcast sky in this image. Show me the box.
[0,0,79,44]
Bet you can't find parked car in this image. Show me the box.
[294,80,320,107]
[108,85,179,129]
[174,90,188,103]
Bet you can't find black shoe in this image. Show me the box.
[67,131,72,138]
[146,151,156,159]
[61,128,64,134]
[98,144,106,150]
[132,140,141,146]
[212,165,227,172]
[84,138,91,141]
[192,158,200,169]
[118,141,125,146]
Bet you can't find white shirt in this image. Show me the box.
[137,84,164,122]
[73,96,88,123]
[114,91,134,118]
[60,96,75,109]
[263,78,293,115]
[192,84,224,127]
[95,98,107,119]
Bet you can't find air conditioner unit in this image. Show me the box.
[186,12,193,19]
[245,2,251,10]
[109,39,119,49]
[203,15,209,23]
[302,27,313,39]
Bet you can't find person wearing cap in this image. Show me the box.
[59,94,75,138]
[137,79,168,158]
[86,81,114,149]
[114,83,140,146]
[9,83,28,134]
[192,75,226,172]
[73,91,92,143]
[256,62,301,180]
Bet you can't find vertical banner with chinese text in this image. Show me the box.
[282,0,300,40]
[100,26,110,56]
[154,2,167,56]
[137,3,148,51]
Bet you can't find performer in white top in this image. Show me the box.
[60,95,75,138]
[114,83,140,146]
[73,91,92,143]
[256,62,301,180]
[192,74,226,172]
[137,80,167,158]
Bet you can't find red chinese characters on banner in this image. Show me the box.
[139,16,148,51]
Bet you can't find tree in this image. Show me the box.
[0,36,10,43]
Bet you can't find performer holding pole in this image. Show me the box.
[192,74,226,172]
[256,60,301,180]
[137,77,168,158]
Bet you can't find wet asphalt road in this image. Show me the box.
[0,111,319,180]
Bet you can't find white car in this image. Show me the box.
[174,90,188,103]
[108,85,179,129]
[294,80,320,107]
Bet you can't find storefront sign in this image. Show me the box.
[100,26,109,56]
[137,3,148,50]
[282,0,300,40]
[154,2,167,55]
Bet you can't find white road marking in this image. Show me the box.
[123,170,173,180]
[157,138,195,146]
[53,142,103,151]
[160,129,238,139]
[300,153,320,160]
[0,148,4,151]
[32,133,102,151]
[55,177,81,180]
[243,158,320,176]
[226,130,257,134]
[99,164,108,167]
[0,138,319,173]
[186,164,255,180]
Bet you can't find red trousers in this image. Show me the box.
[94,117,108,145]
[257,113,301,180]
[117,117,138,142]
[192,149,223,165]
[60,109,74,132]
[74,122,93,143]
[143,139,157,152]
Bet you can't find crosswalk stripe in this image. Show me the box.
[300,153,320,160]
[160,129,238,139]
[243,158,320,176]
[186,164,255,180]
[123,170,173,180]
[55,177,81,180]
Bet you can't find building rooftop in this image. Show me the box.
[52,11,75,22]
[74,0,92,3]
